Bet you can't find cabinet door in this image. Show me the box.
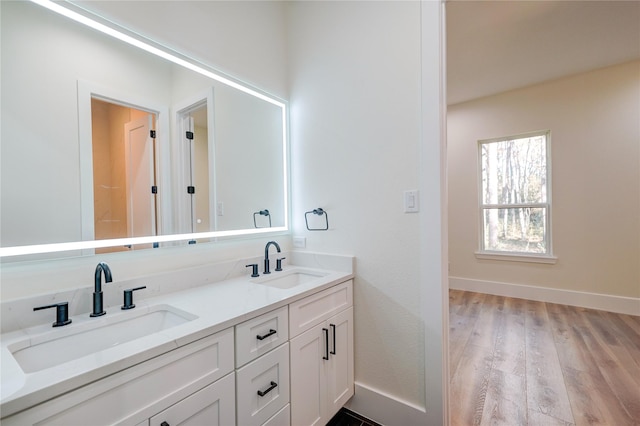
[149,372,235,426]
[289,322,328,426]
[326,307,354,420]
[289,281,352,338]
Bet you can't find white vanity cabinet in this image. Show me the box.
[235,306,290,426]
[1,274,355,426]
[2,328,235,426]
[289,281,354,426]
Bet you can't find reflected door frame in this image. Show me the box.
[77,80,171,254]
[173,88,216,236]
[124,115,157,243]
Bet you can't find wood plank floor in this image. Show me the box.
[449,290,640,426]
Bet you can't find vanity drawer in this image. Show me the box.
[263,403,290,426]
[236,306,289,367]
[236,343,290,426]
[289,280,353,338]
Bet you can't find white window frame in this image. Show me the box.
[475,130,557,264]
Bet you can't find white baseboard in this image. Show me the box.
[345,382,432,426]
[449,277,640,316]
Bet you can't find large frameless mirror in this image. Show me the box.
[0,0,289,260]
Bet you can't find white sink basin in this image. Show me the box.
[252,269,329,289]
[8,305,197,373]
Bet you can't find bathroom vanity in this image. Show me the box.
[0,253,354,425]
[3,3,353,424]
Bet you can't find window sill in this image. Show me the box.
[475,251,558,264]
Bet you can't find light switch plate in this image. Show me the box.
[404,190,419,213]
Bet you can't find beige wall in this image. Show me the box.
[448,60,640,299]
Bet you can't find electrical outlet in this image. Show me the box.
[293,236,306,248]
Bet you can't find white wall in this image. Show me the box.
[214,87,285,231]
[448,61,640,304]
[287,1,446,423]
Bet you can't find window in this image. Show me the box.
[478,131,554,262]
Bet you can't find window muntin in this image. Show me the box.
[478,131,551,256]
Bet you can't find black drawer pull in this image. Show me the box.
[256,329,277,340]
[323,328,329,360]
[160,422,170,426]
[257,381,278,397]
[330,324,337,355]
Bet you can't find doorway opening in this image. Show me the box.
[90,98,158,253]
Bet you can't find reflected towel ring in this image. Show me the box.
[253,209,272,228]
[305,208,329,231]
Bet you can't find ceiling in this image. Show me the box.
[446,0,640,105]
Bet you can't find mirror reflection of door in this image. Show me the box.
[192,105,211,234]
[91,98,158,253]
[178,102,211,236]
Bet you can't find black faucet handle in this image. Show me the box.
[246,264,259,277]
[275,257,286,272]
[122,286,147,310]
[34,302,72,327]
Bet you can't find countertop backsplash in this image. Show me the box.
[0,251,354,334]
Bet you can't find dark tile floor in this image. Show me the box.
[327,408,381,426]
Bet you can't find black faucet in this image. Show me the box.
[91,262,113,317]
[263,241,281,274]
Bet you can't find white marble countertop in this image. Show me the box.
[0,252,354,417]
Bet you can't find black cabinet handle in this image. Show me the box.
[160,422,170,426]
[322,328,329,360]
[256,329,277,341]
[330,324,337,355]
[257,381,278,397]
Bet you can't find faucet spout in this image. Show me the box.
[263,241,281,274]
[91,262,113,317]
